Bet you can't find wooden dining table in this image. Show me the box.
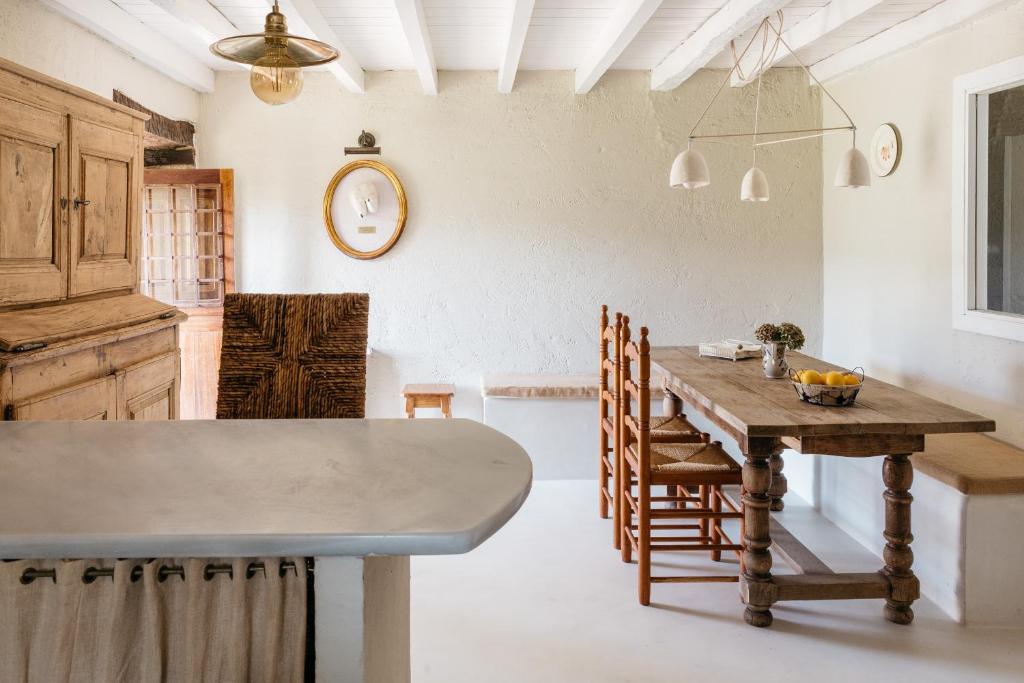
[651,346,995,628]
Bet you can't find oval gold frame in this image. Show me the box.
[323,160,407,260]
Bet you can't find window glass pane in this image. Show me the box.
[173,187,195,211]
[149,234,172,258]
[175,280,198,305]
[199,281,224,303]
[146,212,172,235]
[174,235,196,259]
[196,186,220,211]
[197,233,222,258]
[198,257,221,280]
[150,281,173,303]
[148,187,171,212]
[175,256,197,282]
[195,211,220,233]
[147,258,172,281]
[978,83,1024,315]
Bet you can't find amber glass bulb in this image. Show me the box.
[250,52,303,105]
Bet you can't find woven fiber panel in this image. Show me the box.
[216,293,369,419]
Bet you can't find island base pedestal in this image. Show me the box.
[315,556,411,683]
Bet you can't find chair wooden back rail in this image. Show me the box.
[598,306,623,520]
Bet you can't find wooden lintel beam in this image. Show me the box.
[113,91,195,149]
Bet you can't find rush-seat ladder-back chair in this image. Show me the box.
[618,321,744,605]
[599,306,704,551]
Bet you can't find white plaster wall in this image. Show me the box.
[199,69,823,419]
[819,1,1024,622]
[0,0,200,122]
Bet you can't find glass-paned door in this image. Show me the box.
[141,177,228,307]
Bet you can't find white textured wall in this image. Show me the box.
[0,0,200,122]
[199,69,823,418]
[819,1,1024,621]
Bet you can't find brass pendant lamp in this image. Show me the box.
[210,2,339,105]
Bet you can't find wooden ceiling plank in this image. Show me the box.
[498,0,536,94]
[650,0,790,92]
[41,0,215,92]
[730,0,886,87]
[394,0,438,95]
[809,0,1012,83]
[574,0,663,95]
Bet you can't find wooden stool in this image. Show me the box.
[402,384,454,418]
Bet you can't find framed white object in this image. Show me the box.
[323,160,407,260]
[951,56,1024,342]
[869,124,900,177]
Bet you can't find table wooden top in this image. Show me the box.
[652,347,995,440]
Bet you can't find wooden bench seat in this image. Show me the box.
[915,433,1024,495]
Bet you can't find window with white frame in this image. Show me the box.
[952,57,1024,341]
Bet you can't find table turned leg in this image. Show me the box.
[882,453,920,625]
[768,445,787,512]
[742,438,776,627]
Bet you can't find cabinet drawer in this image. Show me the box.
[13,375,117,421]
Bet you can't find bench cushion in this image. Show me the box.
[481,373,665,399]
[915,433,1024,495]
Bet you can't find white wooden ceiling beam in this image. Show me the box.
[575,0,663,94]
[150,0,237,45]
[41,0,215,92]
[730,0,885,87]
[650,0,789,91]
[394,0,438,95]
[498,0,536,94]
[809,0,1013,83]
[260,0,365,93]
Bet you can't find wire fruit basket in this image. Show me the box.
[789,367,864,407]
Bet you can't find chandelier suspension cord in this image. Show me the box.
[687,19,766,142]
[731,11,783,84]
[763,19,857,141]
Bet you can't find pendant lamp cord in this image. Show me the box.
[687,19,765,140]
[750,18,770,166]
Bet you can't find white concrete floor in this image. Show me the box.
[411,480,1024,682]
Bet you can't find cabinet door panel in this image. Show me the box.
[0,96,66,306]
[14,375,117,421]
[122,351,179,420]
[70,118,138,296]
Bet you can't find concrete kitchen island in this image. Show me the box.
[0,418,532,682]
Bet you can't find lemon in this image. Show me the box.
[824,371,847,387]
[798,370,823,385]
[843,373,861,386]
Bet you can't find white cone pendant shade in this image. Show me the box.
[670,149,710,189]
[834,146,871,188]
[740,167,769,202]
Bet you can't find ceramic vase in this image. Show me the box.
[762,342,788,379]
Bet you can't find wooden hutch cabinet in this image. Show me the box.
[0,57,185,422]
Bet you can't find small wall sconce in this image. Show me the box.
[345,130,381,155]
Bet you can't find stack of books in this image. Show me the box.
[698,339,762,361]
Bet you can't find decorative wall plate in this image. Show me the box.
[869,123,901,177]
[323,160,407,260]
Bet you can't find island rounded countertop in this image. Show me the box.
[0,419,532,559]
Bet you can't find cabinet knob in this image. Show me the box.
[73,198,91,209]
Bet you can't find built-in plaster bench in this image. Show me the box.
[804,431,1024,627]
[906,432,1024,626]
[481,374,664,480]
